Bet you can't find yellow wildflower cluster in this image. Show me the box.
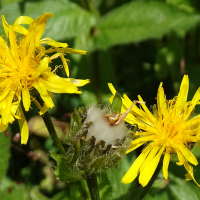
[109,75,200,187]
[0,13,89,144]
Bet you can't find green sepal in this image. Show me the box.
[111,92,122,113]
[50,152,85,182]
[69,108,86,131]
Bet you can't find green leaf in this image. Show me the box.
[93,1,200,49]
[0,2,22,35]
[0,131,11,181]
[98,174,112,200]
[2,0,22,6]
[168,173,200,200]
[0,177,29,200]
[50,152,85,182]
[22,0,96,40]
[111,92,122,113]
[106,153,136,199]
[153,191,170,200]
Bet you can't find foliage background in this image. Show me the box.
[1,0,200,199]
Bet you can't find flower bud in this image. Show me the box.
[51,93,137,182]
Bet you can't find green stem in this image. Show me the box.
[85,173,100,200]
[41,110,67,157]
[36,95,67,157]
[135,157,163,200]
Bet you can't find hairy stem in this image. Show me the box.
[85,173,100,200]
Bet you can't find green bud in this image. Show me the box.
[111,92,122,113]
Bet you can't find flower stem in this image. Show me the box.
[41,110,67,157]
[85,173,100,200]
[135,156,163,200]
[35,94,67,157]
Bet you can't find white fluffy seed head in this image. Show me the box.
[85,106,127,145]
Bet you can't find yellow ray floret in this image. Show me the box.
[108,75,200,187]
[0,13,89,144]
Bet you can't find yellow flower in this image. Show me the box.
[109,75,200,187]
[0,13,89,144]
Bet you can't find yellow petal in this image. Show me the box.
[62,48,86,55]
[184,88,200,120]
[163,148,170,179]
[0,119,8,132]
[175,149,185,166]
[157,82,167,116]
[39,74,78,93]
[1,15,9,36]
[13,24,29,35]
[18,105,29,144]
[108,83,117,95]
[33,82,54,108]
[175,75,189,110]
[1,91,15,125]
[184,161,200,187]
[39,37,68,48]
[22,88,31,111]
[54,47,69,77]
[29,57,49,80]
[177,144,198,166]
[29,12,53,42]
[31,96,42,110]
[39,104,49,115]
[13,16,33,25]
[139,146,164,187]
[138,95,156,124]
[127,135,155,153]
[140,145,160,172]
[121,143,153,184]
[66,78,90,87]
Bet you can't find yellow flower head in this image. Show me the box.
[0,13,89,144]
[109,75,200,187]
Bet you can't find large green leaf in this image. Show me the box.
[23,0,96,41]
[93,1,200,49]
[1,0,22,6]
[0,2,22,35]
[0,177,29,200]
[106,153,136,199]
[0,0,96,41]
[168,173,200,200]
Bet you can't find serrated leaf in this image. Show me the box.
[50,152,85,182]
[93,1,200,49]
[22,0,96,40]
